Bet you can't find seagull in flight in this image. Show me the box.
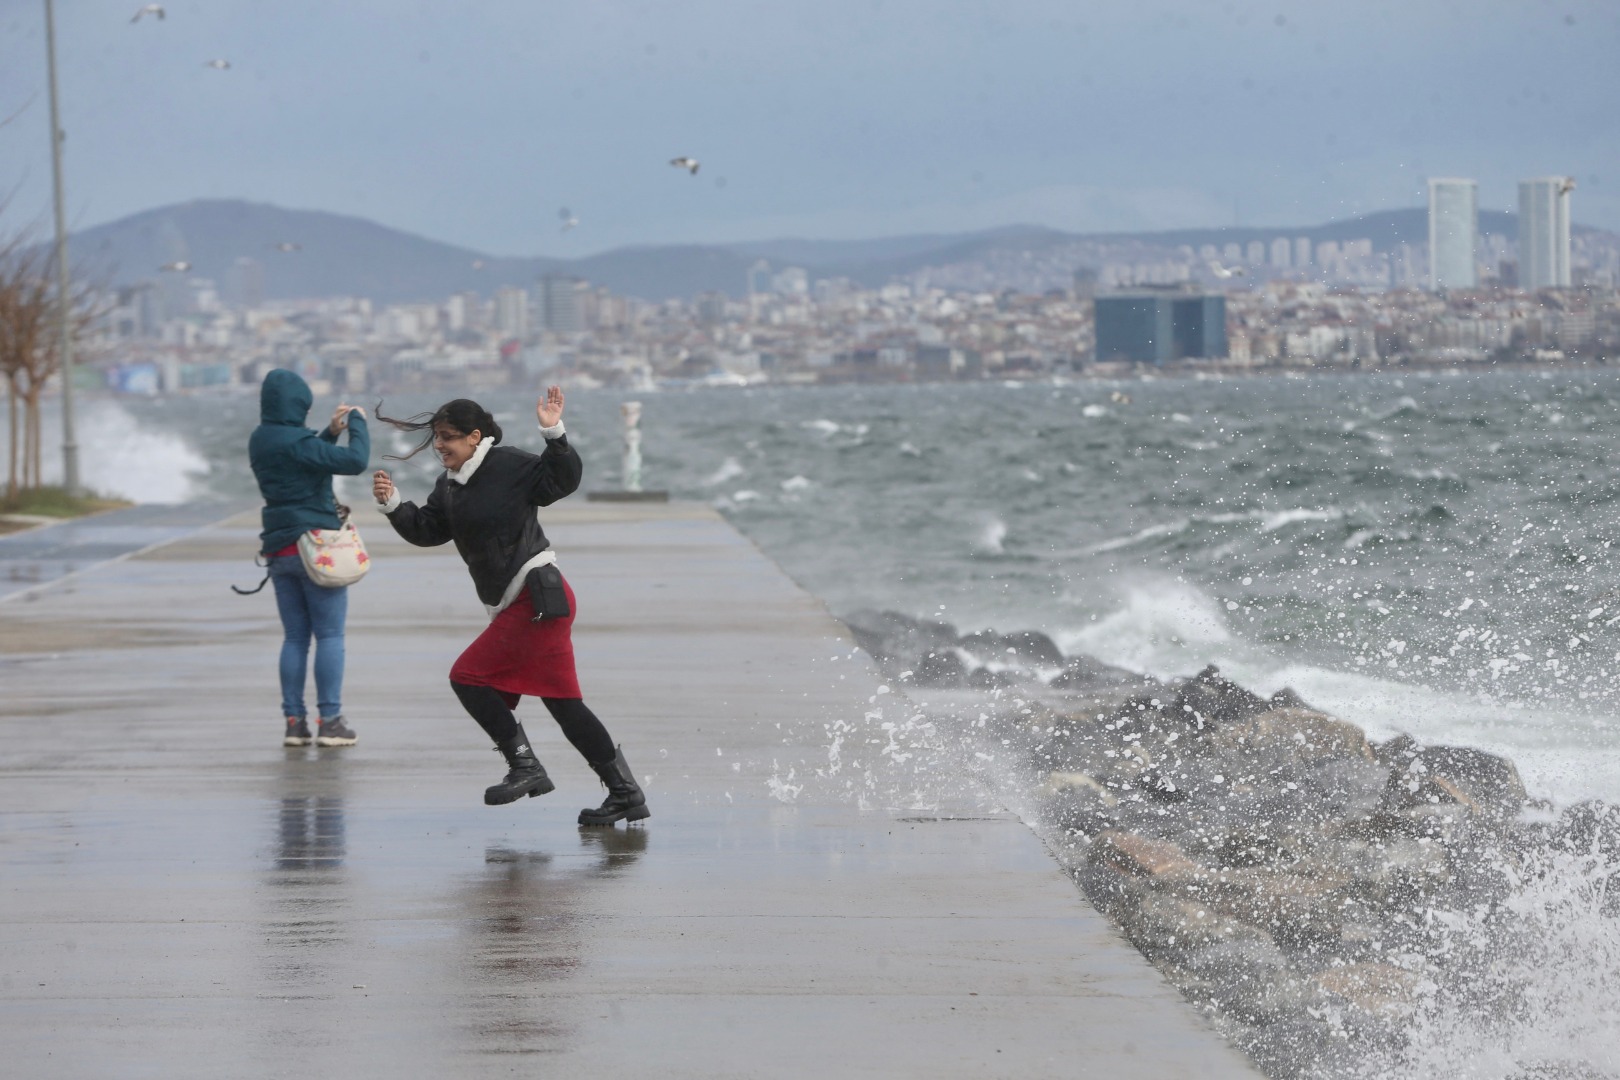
[130,4,165,22]
[1560,178,1577,196]
[1207,261,1246,279]
[558,208,578,232]
[269,241,301,252]
[204,58,231,70]
[669,156,700,175]
[158,260,191,272]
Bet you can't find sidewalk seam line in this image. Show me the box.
[0,508,250,607]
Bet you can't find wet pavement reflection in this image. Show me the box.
[462,829,648,1055]
[262,753,350,996]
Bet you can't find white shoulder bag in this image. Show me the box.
[298,520,371,587]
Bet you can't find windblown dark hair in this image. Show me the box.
[374,398,503,461]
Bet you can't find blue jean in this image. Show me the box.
[269,554,348,720]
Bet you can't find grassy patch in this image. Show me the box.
[0,486,133,520]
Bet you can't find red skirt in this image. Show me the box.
[449,574,582,707]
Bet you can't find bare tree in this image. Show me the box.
[0,238,50,493]
[0,99,41,499]
[0,231,40,494]
[0,226,97,497]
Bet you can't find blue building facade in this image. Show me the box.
[1095,292,1227,363]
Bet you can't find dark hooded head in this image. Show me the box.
[259,368,313,426]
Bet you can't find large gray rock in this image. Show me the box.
[1309,962,1420,1017]
[1318,836,1456,910]
[1265,686,1315,711]
[1207,827,1306,869]
[912,648,968,687]
[1048,653,1145,690]
[1371,732,1418,768]
[1210,707,1375,765]
[843,609,1081,689]
[1383,743,1527,819]
[1556,799,1620,856]
[1173,664,1273,731]
[1180,865,1350,952]
[1087,829,1200,880]
[1100,885,1281,967]
[1181,938,1306,1024]
[841,609,958,664]
[957,628,1065,668]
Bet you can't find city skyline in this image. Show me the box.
[0,1,1616,255]
[58,195,1620,308]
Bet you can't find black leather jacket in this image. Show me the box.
[383,438,582,607]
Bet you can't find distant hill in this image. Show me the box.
[65,199,1611,304]
[69,200,556,305]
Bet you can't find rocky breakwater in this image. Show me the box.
[843,610,1620,1079]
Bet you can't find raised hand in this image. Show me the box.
[329,403,365,435]
[372,470,394,504]
[537,385,565,429]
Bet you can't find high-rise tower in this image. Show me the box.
[540,274,585,333]
[1518,177,1573,289]
[1428,178,1478,290]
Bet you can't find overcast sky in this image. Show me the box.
[1,0,1615,255]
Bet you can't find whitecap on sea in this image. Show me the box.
[703,457,747,485]
[972,516,1008,556]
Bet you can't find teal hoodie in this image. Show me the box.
[248,368,371,555]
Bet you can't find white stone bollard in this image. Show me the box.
[621,401,643,493]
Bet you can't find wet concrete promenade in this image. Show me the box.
[0,501,1259,1078]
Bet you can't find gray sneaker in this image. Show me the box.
[283,717,313,747]
[315,716,357,747]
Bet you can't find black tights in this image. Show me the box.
[451,681,617,765]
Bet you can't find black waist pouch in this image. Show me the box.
[527,564,570,621]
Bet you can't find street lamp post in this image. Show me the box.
[42,0,80,497]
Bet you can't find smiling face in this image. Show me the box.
[432,423,481,470]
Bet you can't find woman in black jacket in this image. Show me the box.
[372,387,648,826]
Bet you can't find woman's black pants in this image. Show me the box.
[451,681,616,764]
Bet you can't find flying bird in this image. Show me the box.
[1207,261,1246,279]
[1560,178,1577,196]
[130,4,165,22]
[269,241,302,252]
[470,259,486,270]
[558,208,578,232]
[158,260,191,272]
[669,157,700,175]
[204,58,231,70]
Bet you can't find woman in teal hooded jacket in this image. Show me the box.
[248,369,371,748]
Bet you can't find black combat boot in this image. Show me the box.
[578,747,650,826]
[485,724,555,805]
